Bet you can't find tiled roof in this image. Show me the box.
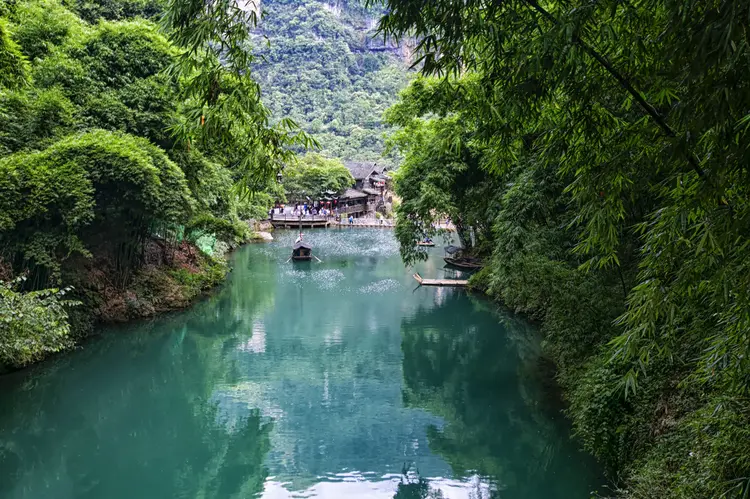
[344,161,378,180]
[340,188,368,199]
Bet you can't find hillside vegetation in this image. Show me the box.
[252,0,411,166]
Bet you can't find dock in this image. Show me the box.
[412,273,468,287]
[270,214,330,229]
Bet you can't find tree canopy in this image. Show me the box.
[282,153,354,201]
[380,0,750,496]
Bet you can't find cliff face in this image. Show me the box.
[251,0,412,165]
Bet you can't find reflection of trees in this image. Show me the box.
[394,475,439,499]
[400,292,599,499]
[393,465,446,499]
[0,312,273,499]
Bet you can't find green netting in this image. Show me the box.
[195,233,218,256]
[150,221,219,256]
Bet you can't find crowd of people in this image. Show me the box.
[269,203,335,218]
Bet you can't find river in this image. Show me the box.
[0,229,602,498]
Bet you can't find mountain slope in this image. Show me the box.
[251,0,411,166]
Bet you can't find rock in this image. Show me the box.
[254,231,274,242]
[245,219,273,232]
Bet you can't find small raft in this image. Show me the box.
[413,272,468,287]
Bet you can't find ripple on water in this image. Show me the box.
[358,278,401,295]
[272,229,400,260]
[281,268,309,283]
[311,269,346,290]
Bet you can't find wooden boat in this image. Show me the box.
[292,241,313,261]
[443,257,483,270]
[442,245,481,269]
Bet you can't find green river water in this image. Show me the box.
[0,229,602,498]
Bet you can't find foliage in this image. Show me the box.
[0,87,76,154]
[282,152,354,201]
[386,97,499,262]
[0,0,325,366]
[162,0,316,193]
[78,20,174,88]
[0,18,29,88]
[68,0,163,23]
[0,277,78,367]
[185,213,247,245]
[251,0,411,166]
[380,0,750,495]
[0,141,95,281]
[11,0,84,60]
[0,130,194,283]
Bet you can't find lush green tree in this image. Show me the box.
[0,87,76,154]
[0,130,194,284]
[68,0,163,23]
[11,0,84,60]
[0,0,321,366]
[282,153,353,201]
[0,18,29,88]
[385,82,500,262]
[162,0,316,193]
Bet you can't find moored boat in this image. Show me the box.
[443,256,482,270]
[443,244,482,269]
[292,241,313,261]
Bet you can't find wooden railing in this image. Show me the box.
[270,203,379,219]
[270,214,329,222]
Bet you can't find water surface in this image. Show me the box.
[0,229,601,498]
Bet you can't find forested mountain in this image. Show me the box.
[251,0,411,166]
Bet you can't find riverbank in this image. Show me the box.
[1,224,284,375]
[70,222,278,332]
[465,252,750,498]
[0,239,231,375]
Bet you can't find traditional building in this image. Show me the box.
[338,161,391,217]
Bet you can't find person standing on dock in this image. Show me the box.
[349,215,354,225]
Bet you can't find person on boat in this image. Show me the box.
[295,232,303,244]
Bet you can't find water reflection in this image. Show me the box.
[0,315,273,499]
[400,293,600,498]
[0,230,600,499]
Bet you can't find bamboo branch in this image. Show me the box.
[522,0,706,179]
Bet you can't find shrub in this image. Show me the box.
[0,277,78,367]
[0,130,194,282]
[12,0,85,60]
